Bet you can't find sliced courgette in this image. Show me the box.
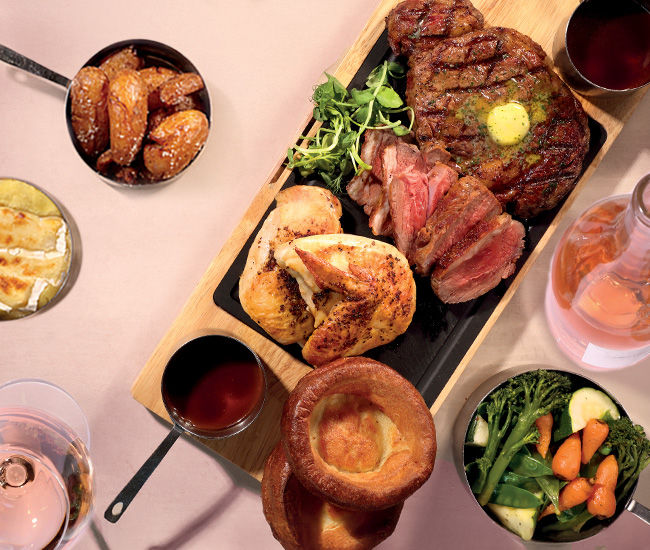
[568,388,620,432]
[466,414,489,447]
[487,503,538,541]
[554,388,620,441]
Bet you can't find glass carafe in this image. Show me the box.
[545,174,650,370]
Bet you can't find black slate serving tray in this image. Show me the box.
[213,29,606,407]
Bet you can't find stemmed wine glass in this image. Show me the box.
[0,379,94,549]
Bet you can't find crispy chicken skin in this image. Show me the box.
[239,186,343,345]
[274,234,416,366]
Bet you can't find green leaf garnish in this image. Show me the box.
[287,60,412,193]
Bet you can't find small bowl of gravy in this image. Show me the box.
[161,333,267,439]
[553,0,650,96]
[104,333,266,523]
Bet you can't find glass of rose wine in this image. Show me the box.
[0,379,94,549]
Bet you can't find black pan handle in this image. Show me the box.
[104,424,184,523]
[0,44,70,88]
[627,498,650,526]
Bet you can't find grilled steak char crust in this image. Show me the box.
[387,0,484,56]
[406,26,590,218]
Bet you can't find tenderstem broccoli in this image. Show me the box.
[470,386,517,494]
[606,417,650,501]
[477,371,571,506]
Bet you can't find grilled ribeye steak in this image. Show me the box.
[387,0,484,57]
[431,212,525,303]
[406,26,590,218]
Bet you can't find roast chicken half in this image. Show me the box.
[239,185,343,346]
[239,186,416,365]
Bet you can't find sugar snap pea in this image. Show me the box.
[490,483,543,509]
[509,450,553,477]
[500,471,540,493]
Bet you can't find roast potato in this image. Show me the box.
[139,66,177,110]
[159,73,204,106]
[69,66,109,157]
[143,109,208,179]
[107,69,148,166]
[99,46,143,81]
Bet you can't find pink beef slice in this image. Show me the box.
[431,212,525,303]
[413,175,501,275]
[383,141,431,258]
[425,161,457,219]
[346,129,413,236]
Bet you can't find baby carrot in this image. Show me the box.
[535,412,553,459]
[587,484,616,518]
[538,503,556,519]
[582,418,609,464]
[593,454,618,491]
[558,477,593,510]
[552,432,581,480]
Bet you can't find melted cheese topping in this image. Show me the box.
[0,217,70,314]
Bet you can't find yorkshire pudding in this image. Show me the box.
[281,357,436,511]
[262,443,403,550]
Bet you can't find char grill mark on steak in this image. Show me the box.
[405,26,590,218]
[431,212,525,303]
[413,175,501,275]
[387,0,484,57]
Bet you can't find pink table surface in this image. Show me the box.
[1,1,649,549]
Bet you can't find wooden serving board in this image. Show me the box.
[132,0,647,481]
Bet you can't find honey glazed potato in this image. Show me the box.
[98,45,142,81]
[69,67,110,157]
[68,46,209,184]
[159,73,204,106]
[107,69,149,166]
[139,66,177,110]
[144,110,209,180]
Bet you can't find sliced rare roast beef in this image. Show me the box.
[412,175,501,275]
[347,130,405,236]
[431,212,525,303]
[387,0,484,56]
[383,141,430,256]
[382,140,457,257]
[347,129,457,253]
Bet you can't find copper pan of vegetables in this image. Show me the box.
[453,366,650,544]
[0,40,210,188]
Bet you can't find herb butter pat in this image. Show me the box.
[487,102,530,146]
